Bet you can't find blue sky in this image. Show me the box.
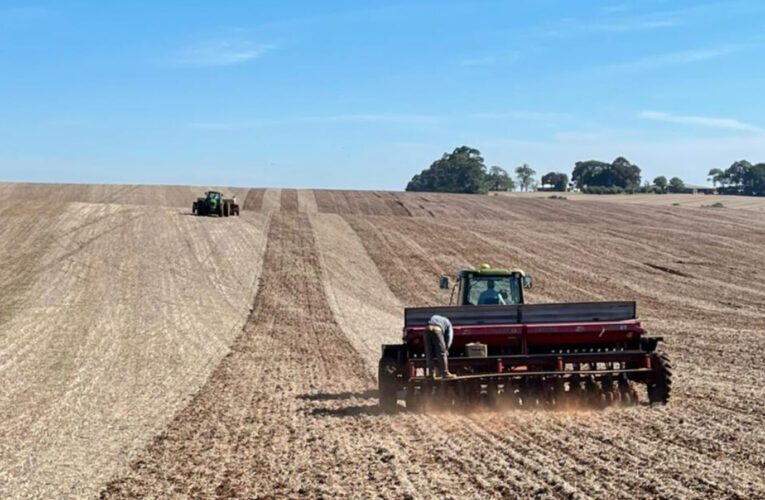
[1,0,764,189]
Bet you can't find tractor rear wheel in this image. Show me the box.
[648,350,672,405]
[192,202,197,215]
[223,201,230,217]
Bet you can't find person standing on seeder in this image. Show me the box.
[424,315,456,379]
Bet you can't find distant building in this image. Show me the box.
[680,184,718,195]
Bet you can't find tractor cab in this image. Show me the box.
[439,264,532,306]
[206,191,222,206]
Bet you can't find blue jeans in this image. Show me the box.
[423,329,448,376]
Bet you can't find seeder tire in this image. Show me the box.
[648,350,672,405]
[405,387,421,412]
[378,363,398,413]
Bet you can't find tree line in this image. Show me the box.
[707,161,765,196]
[406,146,536,194]
[406,146,556,194]
[405,145,765,196]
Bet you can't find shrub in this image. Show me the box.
[597,186,625,195]
[703,202,725,208]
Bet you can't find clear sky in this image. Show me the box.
[1,0,764,189]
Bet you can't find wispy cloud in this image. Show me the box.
[459,56,499,67]
[458,53,523,67]
[638,110,764,133]
[0,5,51,25]
[585,19,679,32]
[545,12,681,37]
[0,5,49,18]
[173,39,274,67]
[188,113,444,130]
[469,111,572,124]
[188,121,256,131]
[44,119,87,128]
[602,4,635,14]
[300,113,443,125]
[606,44,755,71]
[544,2,765,38]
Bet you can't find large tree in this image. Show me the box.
[486,165,515,191]
[572,157,641,189]
[541,171,569,191]
[653,176,668,193]
[571,160,610,188]
[706,160,765,195]
[610,157,642,188]
[707,168,725,187]
[725,160,752,187]
[515,164,537,191]
[668,177,685,193]
[744,163,765,195]
[406,146,488,194]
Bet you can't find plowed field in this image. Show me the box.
[1,183,763,498]
[498,190,765,212]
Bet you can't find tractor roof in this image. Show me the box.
[458,264,526,277]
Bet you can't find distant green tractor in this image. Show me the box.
[192,191,240,217]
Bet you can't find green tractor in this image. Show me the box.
[192,191,240,217]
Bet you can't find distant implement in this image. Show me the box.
[378,264,672,412]
[192,191,240,217]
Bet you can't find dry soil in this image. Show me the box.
[1,183,763,499]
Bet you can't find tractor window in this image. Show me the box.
[465,276,521,305]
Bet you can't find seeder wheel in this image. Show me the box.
[648,350,672,405]
[378,361,399,413]
[405,386,423,412]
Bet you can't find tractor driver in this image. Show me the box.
[478,279,506,305]
[424,315,456,379]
